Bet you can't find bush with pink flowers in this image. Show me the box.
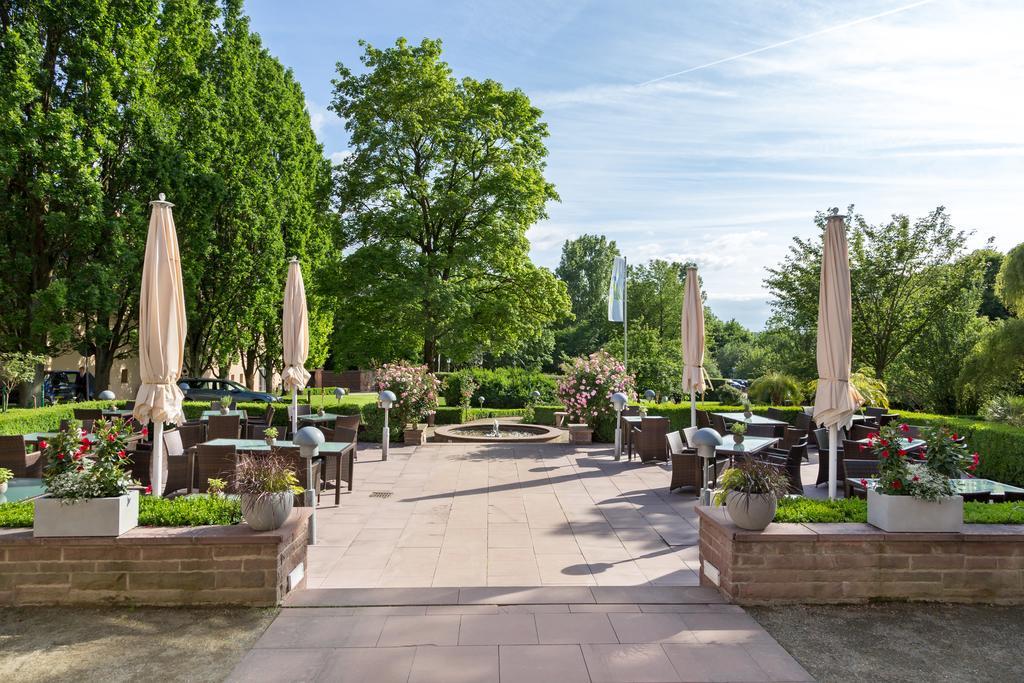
[375,361,440,430]
[557,351,635,438]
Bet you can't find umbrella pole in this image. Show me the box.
[828,424,838,500]
[150,421,165,498]
[291,387,298,438]
[689,389,696,429]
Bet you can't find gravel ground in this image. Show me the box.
[0,607,276,682]
[749,603,1024,682]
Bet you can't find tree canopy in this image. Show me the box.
[329,38,569,368]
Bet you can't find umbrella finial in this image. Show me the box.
[158,192,166,202]
[289,256,299,263]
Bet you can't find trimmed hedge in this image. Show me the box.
[441,368,557,408]
[0,494,241,528]
[774,497,1024,525]
[533,405,564,426]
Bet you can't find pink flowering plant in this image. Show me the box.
[557,351,635,427]
[375,361,440,428]
[41,418,135,500]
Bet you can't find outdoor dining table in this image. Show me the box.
[23,432,98,446]
[199,409,248,422]
[713,412,789,427]
[0,477,46,504]
[203,437,355,504]
[854,436,926,452]
[298,412,340,425]
[715,435,780,464]
[101,408,135,419]
[848,477,1024,501]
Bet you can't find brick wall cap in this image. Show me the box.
[0,509,311,547]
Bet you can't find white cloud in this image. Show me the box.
[329,150,351,165]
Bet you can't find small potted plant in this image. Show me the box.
[714,456,790,530]
[740,393,753,420]
[34,418,138,537]
[864,423,967,532]
[207,478,227,498]
[235,452,302,531]
[729,420,747,445]
[0,467,13,495]
[263,426,279,447]
[219,395,232,415]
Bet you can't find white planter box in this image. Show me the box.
[34,490,139,537]
[867,489,963,533]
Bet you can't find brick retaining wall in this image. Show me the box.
[697,506,1024,604]
[0,509,310,606]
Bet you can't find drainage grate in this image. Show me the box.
[369,491,393,499]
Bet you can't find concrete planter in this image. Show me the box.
[724,491,776,531]
[867,489,963,532]
[34,490,139,537]
[568,423,593,444]
[242,491,294,531]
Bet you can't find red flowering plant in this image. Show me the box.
[41,418,136,501]
[919,425,977,478]
[866,422,954,500]
[557,351,635,429]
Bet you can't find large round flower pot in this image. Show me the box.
[241,491,293,531]
[724,490,777,531]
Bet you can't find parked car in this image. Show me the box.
[178,378,277,404]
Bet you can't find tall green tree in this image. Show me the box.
[330,38,568,367]
[553,234,619,361]
[765,206,977,382]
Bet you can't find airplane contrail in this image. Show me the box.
[638,0,938,86]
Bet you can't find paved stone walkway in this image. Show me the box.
[307,443,700,588]
[229,442,814,682]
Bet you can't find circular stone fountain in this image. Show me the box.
[434,419,562,444]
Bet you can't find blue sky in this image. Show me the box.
[246,0,1024,329]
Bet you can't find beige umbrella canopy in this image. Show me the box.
[681,266,709,427]
[282,258,310,434]
[132,194,187,496]
[813,214,864,499]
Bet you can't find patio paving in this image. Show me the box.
[306,443,702,588]
[227,441,814,682]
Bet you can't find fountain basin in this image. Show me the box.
[434,422,562,443]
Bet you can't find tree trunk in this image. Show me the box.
[241,344,260,390]
[422,338,437,369]
[94,346,114,393]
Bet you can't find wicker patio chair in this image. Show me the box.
[814,428,845,486]
[189,444,238,493]
[0,435,43,478]
[631,416,669,463]
[247,404,276,430]
[73,408,103,421]
[765,407,787,422]
[781,427,808,451]
[710,412,728,436]
[763,442,806,495]
[849,423,880,441]
[177,422,206,451]
[743,423,778,438]
[842,459,880,498]
[695,409,712,429]
[207,414,241,440]
[667,431,699,493]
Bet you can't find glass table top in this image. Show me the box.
[0,478,47,504]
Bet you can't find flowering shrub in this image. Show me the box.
[556,351,635,427]
[862,422,976,501]
[41,418,135,500]
[375,362,440,428]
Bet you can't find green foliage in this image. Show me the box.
[0,352,45,411]
[764,206,979,387]
[981,394,1024,428]
[996,242,1024,315]
[603,322,681,398]
[532,405,564,426]
[0,495,242,528]
[554,235,620,361]
[329,37,569,368]
[774,497,1024,525]
[748,372,804,405]
[138,495,242,526]
[0,467,13,484]
[42,418,135,500]
[773,497,867,523]
[235,453,303,497]
[441,368,557,408]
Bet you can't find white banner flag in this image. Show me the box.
[608,256,626,322]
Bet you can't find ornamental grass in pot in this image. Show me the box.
[863,423,972,532]
[714,456,789,530]
[0,467,13,495]
[235,452,302,531]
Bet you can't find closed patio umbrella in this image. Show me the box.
[682,266,709,429]
[132,194,187,497]
[282,258,310,436]
[813,214,864,499]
